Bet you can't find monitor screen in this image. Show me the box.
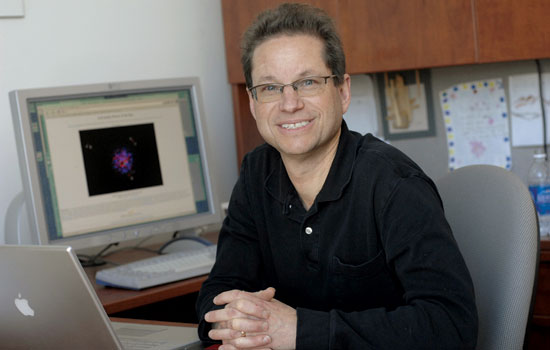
[9,77,221,250]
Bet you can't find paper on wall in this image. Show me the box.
[439,79,511,171]
[344,74,379,136]
[509,73,550,147]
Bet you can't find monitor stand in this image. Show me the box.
[4,192,33,245]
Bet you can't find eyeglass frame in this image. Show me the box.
[248,75,339,103]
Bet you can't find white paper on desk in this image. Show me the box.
[344,74,379,136]
[509,73,550,147]
[439,79,511,171]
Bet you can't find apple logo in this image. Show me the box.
[14,293,35,317]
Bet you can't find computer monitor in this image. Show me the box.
[9,77,221,251]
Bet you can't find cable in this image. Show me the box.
[78,226,212,266]
[77,242,119,267]
[157,236,213,255]
[536,59,548,158]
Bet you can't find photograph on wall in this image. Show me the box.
[376,69,435,140]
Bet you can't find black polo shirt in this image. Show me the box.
[197,121,477,349]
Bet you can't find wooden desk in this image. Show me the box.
[529,236,550,349]
[109,318,216,349]
[85,232,218,318]
[84,246,208,315]
[88,235,550,347]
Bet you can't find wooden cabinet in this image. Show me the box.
[229,85,262,168]
[475,0,550,63]
[339,0,476,73]
[221,0,550,83]
[222,0,479,83]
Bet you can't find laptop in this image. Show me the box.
[0,244,204,349]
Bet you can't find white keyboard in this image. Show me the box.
[96,245,216,290]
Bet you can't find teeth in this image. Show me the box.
[281,121,309,129]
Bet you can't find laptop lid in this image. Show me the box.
[0,245,201,349]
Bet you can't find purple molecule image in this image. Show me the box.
[112,147,134,179]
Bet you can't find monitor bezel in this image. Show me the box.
[9,77,221,250]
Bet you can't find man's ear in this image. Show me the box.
[247,89,257,120]
[339,74,352,115]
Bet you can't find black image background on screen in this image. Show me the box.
[80,123,163,196]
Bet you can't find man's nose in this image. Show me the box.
[279,85,303,112]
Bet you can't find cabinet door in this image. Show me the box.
[221,0,339,84]
[230,84,264,164]
[476,0,550,62]
[339,0,476,73]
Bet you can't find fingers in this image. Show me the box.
[209,328,246,340]
[212,293,271,320]
[206,302,268,325]
[213,288,276,305]
[212,320,228,330]
[220,345,272,350]
[206,288,277,350]
[255,287,276,301]
[205,305,246,324]
[219,345,272,350]
[214,288,275,305]
[217,334,272,350]
[213,289,250,305]
[213,287,275,305]
[229,317,269,333]
[209,317,268,339]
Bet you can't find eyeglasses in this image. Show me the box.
[248,75,338,103]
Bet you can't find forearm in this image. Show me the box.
[296,301,476,350]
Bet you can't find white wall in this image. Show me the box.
[0,0,238,243]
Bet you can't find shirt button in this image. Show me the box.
[305,227,313,235]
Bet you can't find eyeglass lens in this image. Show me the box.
[253,76,334,102]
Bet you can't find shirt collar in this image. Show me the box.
[264,120,359,205]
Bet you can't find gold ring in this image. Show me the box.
[240,330,246,337]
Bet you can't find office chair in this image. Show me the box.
[436,164,539,350]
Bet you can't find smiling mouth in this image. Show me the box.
[281,121,310,130]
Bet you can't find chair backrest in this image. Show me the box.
[436,164,539,350]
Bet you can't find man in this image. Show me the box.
[196,3,477,349]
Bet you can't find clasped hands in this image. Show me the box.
[204,287,297,350]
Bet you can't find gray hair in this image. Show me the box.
[241,2,346,88]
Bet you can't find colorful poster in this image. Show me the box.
[439,79,511,171]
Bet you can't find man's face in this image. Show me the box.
[248,34,351,160]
